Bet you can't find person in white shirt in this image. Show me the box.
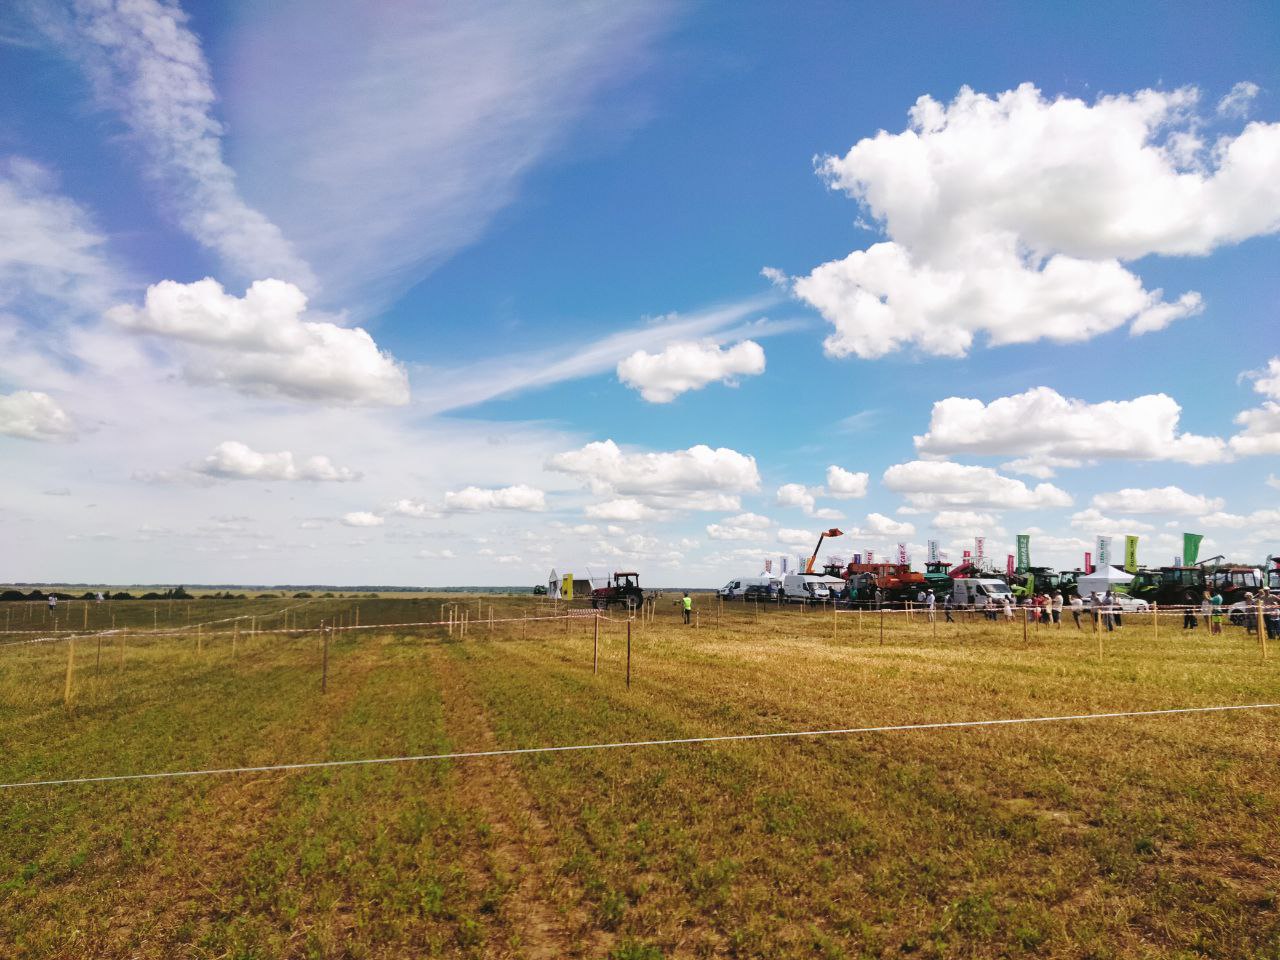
[1051,591,1064,625]
[1069,594,1084,629]
[926,590,936,621]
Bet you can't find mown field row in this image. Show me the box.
[1,596,1276,959]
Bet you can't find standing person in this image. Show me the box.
[1111,592,1123,629]
[1002,597,1013,621]
[1088,592,1101,627]
[1070,593,1084,629]
[1183,597,1198,630]
[944,593,955,623]
[926,589,936,622]
[1051,591,1064,626]
[1200,592,1212,632]
[681,592,692,625]
[1210,589,1224,635]
[1100,592,1115,633]
[47,594,57,613]
[1264,589,1280,641]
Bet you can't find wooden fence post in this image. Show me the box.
[1257,600,1268,661]
[593,612,599,674]
[321,621,329,693]
[64,638,75,706]
[1153,602,1159,643]
[626,621,631,689]
[1022,607,1028,644]
[879,606,885,645]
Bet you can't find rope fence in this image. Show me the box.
[2,701,1274,792]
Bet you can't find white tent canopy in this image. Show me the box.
[1076,564,1135,597]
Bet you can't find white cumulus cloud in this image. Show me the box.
[1229,357,1280,456]
[865,512,915,536]
[443,484,546,512]
[795,83,1280,358]
[706,512,774,541]
[1091,486,1224,516]
[194,440,360,482]
[0,390,75,441]
[109,278,409,405]
[826,465,869,498]
[341,511,384,527]
[931,511,1002,535]
[389,499,442,519]
[775,482,843,519]
[1068,508,1155,534]
[548,439,759,512]
[777,527,817,548]
[915,387,1228,476]
[1217,81,1260,119]
[583,498,654,522]
[617,339,765,403]
[882,460,1073,511]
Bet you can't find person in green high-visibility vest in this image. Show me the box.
[681,592,692,624]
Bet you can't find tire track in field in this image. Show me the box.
[67,643,383,959]
[426,644,612,960]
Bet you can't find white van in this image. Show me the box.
[780,572,832,603]
[718,576,777,599]
[951,578,1014,607]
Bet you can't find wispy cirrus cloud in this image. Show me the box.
[221,0,677,310]
[35,0,314,288]
[412,295,782,414]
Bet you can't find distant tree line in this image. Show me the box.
[0,587,198,602]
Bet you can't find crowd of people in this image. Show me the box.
[907,586,1280,638]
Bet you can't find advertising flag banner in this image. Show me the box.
[1006,554,1015,576]
[1173,555,1182,567]
[1015,534,1031,573]
[927,539,940,563]
[1096,536,1111,569]
[975,537,985,563]
[1124,536,1139,573]
[866,549,875,564]
[963,549,971,562]
[897,542,908,564]
[852,553,862,565]
[561,573,574,602]
[1183,533,1203,566]
[1084,551,1092,574]
[781,557,788,574]
[764,559,772,574]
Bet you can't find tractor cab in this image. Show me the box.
[591,572,644,610]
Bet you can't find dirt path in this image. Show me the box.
[426,644,612,959]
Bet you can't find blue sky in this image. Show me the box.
[2,0,1279,586]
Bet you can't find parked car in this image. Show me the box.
[1107,594,1150,613]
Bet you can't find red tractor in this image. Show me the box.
[591,572,644,610]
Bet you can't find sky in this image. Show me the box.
[2,0,1279,587]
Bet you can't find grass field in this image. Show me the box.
[1,595,1277,959]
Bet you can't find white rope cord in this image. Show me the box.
[0,610,627,647]
[2,702,1274,791]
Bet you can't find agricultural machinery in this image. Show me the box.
[590,572,644,610]
[1129,557,1262,606]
